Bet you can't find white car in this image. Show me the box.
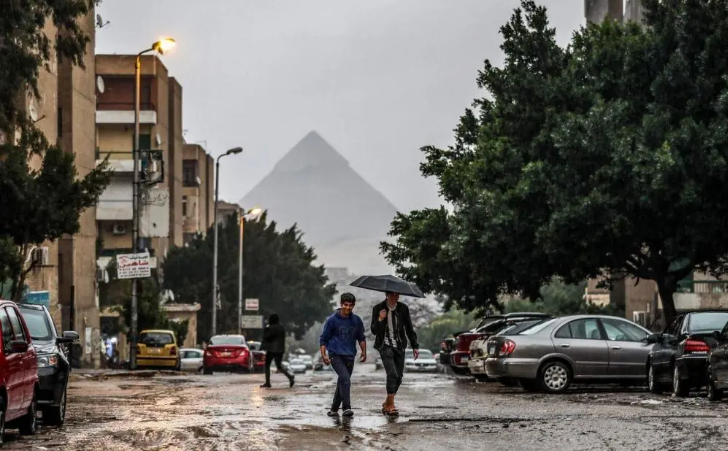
[180,348,204,372]
[288,358,307,374]
[299,354,314,370]
[404,349,438,373]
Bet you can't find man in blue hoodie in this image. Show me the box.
[319,292,367,417]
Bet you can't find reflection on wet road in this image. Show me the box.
[6,364,728,450]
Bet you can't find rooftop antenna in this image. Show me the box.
[96,14,110,29]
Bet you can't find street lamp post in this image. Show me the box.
[238,207,262,335]
[211,147,243,337]
[130,37,175,370]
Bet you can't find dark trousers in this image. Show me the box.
[330,353,355,410]
[380,346,405,395]
[264,352,292,384]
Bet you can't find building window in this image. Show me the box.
[183,160,197,187]
[182,195,188,217]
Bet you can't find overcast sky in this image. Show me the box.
[96,0,585,213]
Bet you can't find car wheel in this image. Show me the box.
[540,361,571,394]
[44,385,67,426]
[707,379,724,402]
[673,364,689,397]
[648,363,663,394]
[519,378,542,393]
[18,390,37,435]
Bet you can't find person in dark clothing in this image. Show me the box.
[260,313,295,388]
[371,291,419,416]
[319,293,367,418]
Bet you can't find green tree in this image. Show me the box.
[383,0,728,326]
[503,280,622,317]
[162,212,336,341]
[0,0,111,301]
[415,310,479,353]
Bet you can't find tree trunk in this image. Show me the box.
[657,281,677,329]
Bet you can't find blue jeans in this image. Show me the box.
[330,353,355,410]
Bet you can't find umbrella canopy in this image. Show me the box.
[349,275,425,298]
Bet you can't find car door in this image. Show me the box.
[6,306,33,409]
[655,316,683,381]
[600,318,653,377]
[711,322,728,386]
[552,318,610,377]
[0,307,23,419]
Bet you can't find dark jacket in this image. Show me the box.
[261,314,285,354]
[370,300,419,351]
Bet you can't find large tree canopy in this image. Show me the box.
[163,213,336,340]
[0,0,110,300]
[382,0,728,325]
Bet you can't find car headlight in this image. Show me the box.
[38,354,58,368]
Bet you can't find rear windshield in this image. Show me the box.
[499,319,547,336]
[140,332,174,347]
[688,312,728,334]
[519,318,560,335]
[210,336,246,346]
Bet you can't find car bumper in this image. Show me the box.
[204,356,250,370]
[678,355,709,384]
[38,365,67,405]
[468,359,487,375]
[405,364,438,372]
[450,351,470,368]
[137,356,178,368]
[484,357,539,379]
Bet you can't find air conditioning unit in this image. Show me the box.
[112,223,127,235]
[633,311,647,327]
[96,268,109,284]
[31,247,50,266]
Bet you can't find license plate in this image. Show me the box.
[220,352,232,357]
[150,348,161,355]
[461,356,469,362]
[489,345,496,355]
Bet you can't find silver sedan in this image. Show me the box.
[484,315,654,393]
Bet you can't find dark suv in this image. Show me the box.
[18,304,78,426]
[648,310,728,396]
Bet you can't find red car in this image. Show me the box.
[246,341,266,372]
[0,300,40,444]
[203,335,254,375]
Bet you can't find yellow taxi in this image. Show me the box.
[136,329,180,370]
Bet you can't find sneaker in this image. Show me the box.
[342,409,354,417]
[327,410,340,417]
[260,383,271,388]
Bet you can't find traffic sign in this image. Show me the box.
[245,298,259,311]
[241,315,264,329]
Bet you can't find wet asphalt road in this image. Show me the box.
[5,364,728,450]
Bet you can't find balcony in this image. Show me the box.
[96,149,163,176]
[96,102,157,125]
[674,280,728,311]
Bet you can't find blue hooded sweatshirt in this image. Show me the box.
[319,309,366,357]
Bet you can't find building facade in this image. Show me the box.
[182,144,215,244]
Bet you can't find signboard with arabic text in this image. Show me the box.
[116,252,151,280]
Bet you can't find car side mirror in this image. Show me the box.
[10,340,29,354]
[57,330,80,344]
[646,334,660,344]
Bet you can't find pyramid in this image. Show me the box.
[239,132,398,272]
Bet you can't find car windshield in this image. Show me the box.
[210,336,246,346]
[300,355,312,361]
[689,312,728,333]
[140,332,174,347]
[290,359,303,365]
[499,319,547,336]
[518,318,561,335]
[418,350,433,358]
[18,307,54,341]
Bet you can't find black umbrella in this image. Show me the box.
[349,275,425,298]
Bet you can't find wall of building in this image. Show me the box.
[168,78,184,249]
[584,0,624,23]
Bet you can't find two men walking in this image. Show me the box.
[319,291,419,417]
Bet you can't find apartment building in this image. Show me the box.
[182,143,215,244]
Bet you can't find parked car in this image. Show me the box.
[0,300,40,443]
[180,348,203,372]
[648,310,728,396]
[706,320,728,401]
[404,349,438,373]
[288,358,307,374]
[448,313,551,375]
[136,330,180,371]
[484,315,653,393]
[299,354,314,370]
[203,335,254,374]
[439,337,455,366]
[469,318,547,382]
[18,303,78,426]
[246,341,266,373]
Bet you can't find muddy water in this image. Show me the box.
[5,364,728,450]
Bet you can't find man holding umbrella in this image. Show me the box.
[351,275,422,416]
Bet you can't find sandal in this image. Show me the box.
[385,407,399,416]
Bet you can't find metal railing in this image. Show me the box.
[96,149,163,160]
[677,280,728,294]
[96,102,156,111]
